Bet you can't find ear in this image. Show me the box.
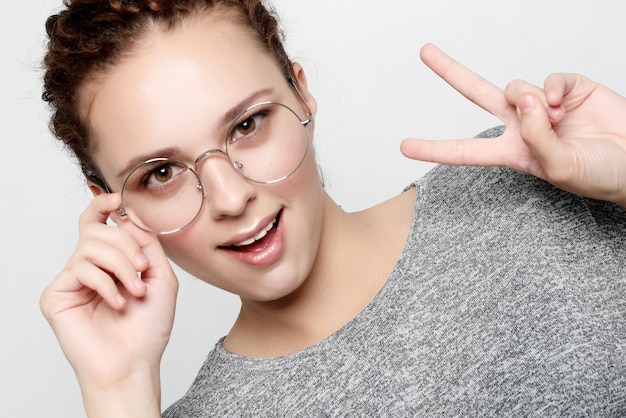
[88,180,107,197]
[290,62,317,115]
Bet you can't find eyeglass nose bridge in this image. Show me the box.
[194,148,227,168]
[194,148,245,182]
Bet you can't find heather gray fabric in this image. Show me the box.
[163,131,626,417]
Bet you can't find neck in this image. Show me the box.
[223,189,415,358]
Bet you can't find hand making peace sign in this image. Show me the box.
[402,43,626,207]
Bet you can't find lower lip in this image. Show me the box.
[221,212,285,268]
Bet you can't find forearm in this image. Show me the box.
[80,367,162,418]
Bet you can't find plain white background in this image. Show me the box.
[2,1,625,416]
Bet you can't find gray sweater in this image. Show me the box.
[164,147,626,416]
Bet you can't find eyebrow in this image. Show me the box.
[115,146,181,180]
[217,88,275,130]
[114,88,276,180]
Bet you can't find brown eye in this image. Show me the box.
[230,112,267,144]
[236,117,256,136]
[143,163,186,190]
[154,164,173,183]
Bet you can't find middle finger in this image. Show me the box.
[419,43,516,122]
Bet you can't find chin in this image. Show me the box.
[231,263,312,303]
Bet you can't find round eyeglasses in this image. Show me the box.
[118,101,312,234]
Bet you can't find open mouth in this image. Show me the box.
[222,210,282,253]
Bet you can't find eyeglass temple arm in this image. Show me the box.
[287,77,314,126]
[84,169,114,194]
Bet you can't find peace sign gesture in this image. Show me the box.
[402,43,626,207]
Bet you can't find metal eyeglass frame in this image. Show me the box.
[115,78,315,235]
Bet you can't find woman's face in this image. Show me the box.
[82,13,324,302]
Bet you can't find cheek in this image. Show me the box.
[159,231,232,286]
[158,233,201,269]
[278,147,325,223]
[156,151,325,280]
[281,151,326,247]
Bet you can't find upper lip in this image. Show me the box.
[219,210,280,247]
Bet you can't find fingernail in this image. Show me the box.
[547,105,564,122]
[518,94,539,114]
[134,277,146,290]
[109,210,121,225]
[115,293,126,307]
[134,252,148,268]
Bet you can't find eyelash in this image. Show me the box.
[127,105,276,190]
[229,109,270,144]
[139,163,186,191]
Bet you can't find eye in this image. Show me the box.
[230,110,268,143]
[152,164,173,183]
[236,116,258,137]
[143,163,186,189]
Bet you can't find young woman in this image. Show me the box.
[40,0,626,416]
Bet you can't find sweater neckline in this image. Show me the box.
[212,183,423,366]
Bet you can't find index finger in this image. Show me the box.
[420,43,514,122]
[78,193,122,232]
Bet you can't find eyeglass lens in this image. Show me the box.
[120,102,309,234]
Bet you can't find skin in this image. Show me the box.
[83,12,414,355]
[402,44,626,207]
[41,12,414,416]
[40,11,626,418]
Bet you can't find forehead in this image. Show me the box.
[83,14,287,182]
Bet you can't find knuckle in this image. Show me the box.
[62,259,84,277]
[504,79,524,92]
[39,289,53,317]
[80,222,106,242]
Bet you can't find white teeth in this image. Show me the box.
[232,218,276,247]
[236,237,256,246]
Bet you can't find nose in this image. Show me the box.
[195,150,256,219]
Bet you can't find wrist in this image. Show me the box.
[79,366,162,418]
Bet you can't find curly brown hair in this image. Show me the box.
[42,0,292,189]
